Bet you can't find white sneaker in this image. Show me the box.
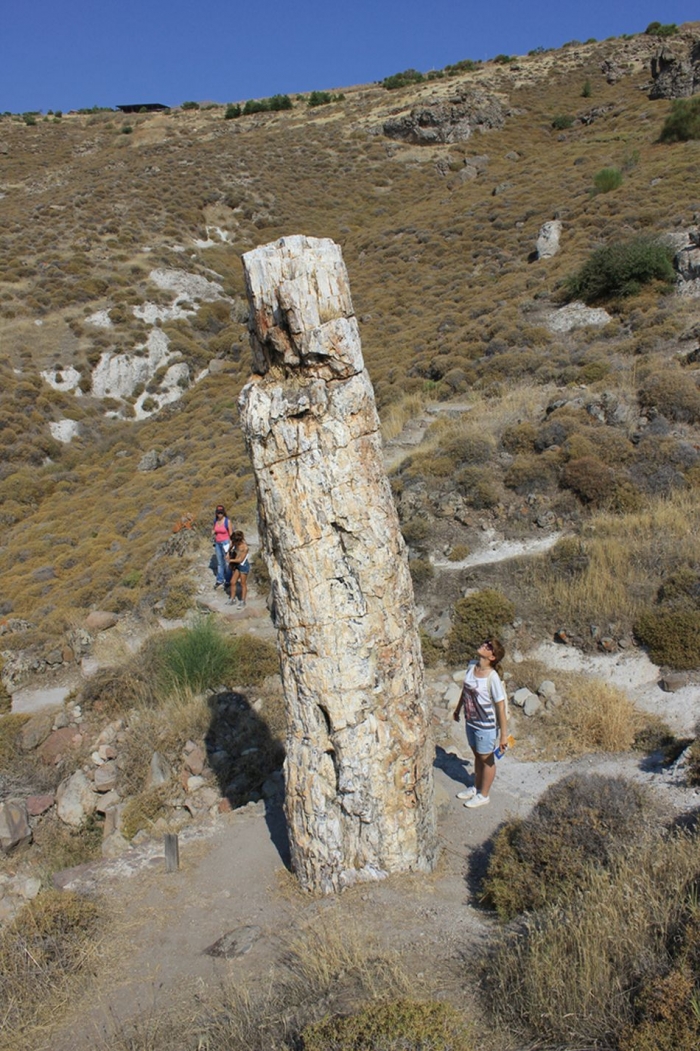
[456,787,477,801]
[464,793,490,809]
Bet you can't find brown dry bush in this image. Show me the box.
[0,891,102,1051]
[483,828,700,1049]
[482,773,655,919]
[639,371,700,424]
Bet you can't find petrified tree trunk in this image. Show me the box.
[239,235,436,893]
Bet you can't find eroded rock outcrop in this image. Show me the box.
[239,235,437,893]
[650,39,700,98]
[383,90,507,144]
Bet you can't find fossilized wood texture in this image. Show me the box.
[239,235,437,893]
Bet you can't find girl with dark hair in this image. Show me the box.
[453,638,508,808]
[228,531,250,608]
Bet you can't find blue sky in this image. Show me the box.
[1,1,697,114]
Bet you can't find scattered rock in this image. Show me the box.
[650,41,700,100]
[0,800,32,852]
[535,220,562,260]
[511,687,534,708]
[18,710,56,752]
[204,924,262,958]
[101,831,131,859]
[85,611,119,632]
[38,727,81,765]
[56,770,97,828]
[94,762,118,793]
[523,694,542,718]
[26,793,55,817]
[546,303,612,333]
[659,671,693,693]
[537,680,557,702]
[147,752,172,788]
[383,92,507,145]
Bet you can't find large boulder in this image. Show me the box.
[85,611,119,632]
[56,770,97,827]
[535,220,562,260]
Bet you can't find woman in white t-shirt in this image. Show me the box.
[453,637,507,809]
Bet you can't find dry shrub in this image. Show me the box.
[639,371,700,424]
[483,828,700,1049]
[482,773,655,919]
[561,455,614,506]
[0,891,101,1050]
[633,609,700,670]
[301,999,473,1051]
[526,674,640,760]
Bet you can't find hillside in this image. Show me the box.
[1,23,700,678]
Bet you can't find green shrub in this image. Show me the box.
[593,166,623,194]
[224,103,241,120]
[552,113,574,130]
[565,236,676,303]
[482,774,655,919]
[308,91,332,107]
[446,588,514,665]
[242,94,292,115]
[300,999,473,1051]
[121,125,133,135]
[401,516,430,548]
[381,69,425,90]
[419,630,443,668]
[181,100,200,110]
[445,58,480,75]
[156,618,234,694]
[581,79,592,98]
[633,609,700,669]
[659,96,700,143]
[645,21,678,36]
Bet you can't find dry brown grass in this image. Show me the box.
[0,891,103,1051]
[484,828,700,1049]
[527,488,700,634]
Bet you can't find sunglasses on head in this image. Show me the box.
[481,641,495,652]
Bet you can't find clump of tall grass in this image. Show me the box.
[523,673,642,760]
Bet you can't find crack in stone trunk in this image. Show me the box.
[239,235,437,894]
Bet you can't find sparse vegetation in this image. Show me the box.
[484,827,700,1048]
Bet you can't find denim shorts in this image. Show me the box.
[466,723,498,756]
